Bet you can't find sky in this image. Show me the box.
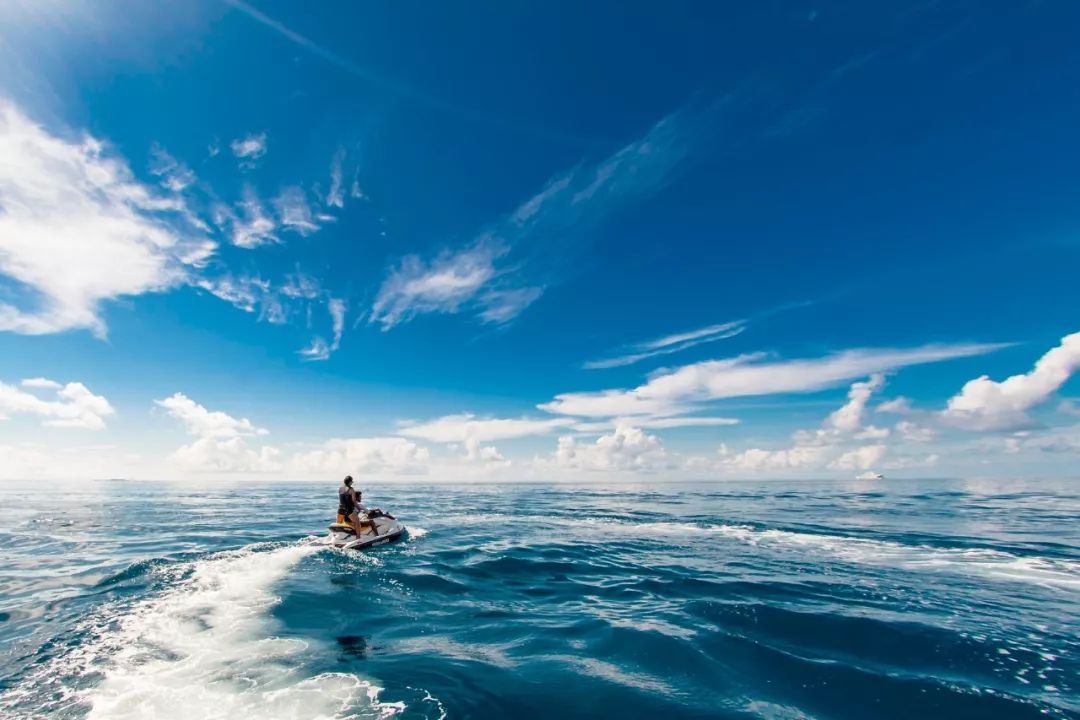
[1,0,1079,482]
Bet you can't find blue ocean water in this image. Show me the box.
[0,479,1076,719]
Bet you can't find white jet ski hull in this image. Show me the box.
[328,515,406,550]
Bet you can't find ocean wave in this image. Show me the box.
[453,514,1080,589]
[704,524,1080,590]
[436,518,1080,591]
[0,543,408,720]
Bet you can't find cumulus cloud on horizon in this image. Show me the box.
[156,392,279,473]
[942,331,1080,431]
[0,378,115,430]
[292,437,430,476]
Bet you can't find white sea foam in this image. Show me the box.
[497,514,1080,590]
[408,525,429,538]
[706,524,1080,590]
[744,699,820,720]
[3,543,406,720]
[547,655,677,696]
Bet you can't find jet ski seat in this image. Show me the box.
[330,518,357,535]
[330,516,380,536]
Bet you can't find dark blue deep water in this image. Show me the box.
[0,479,1076,719]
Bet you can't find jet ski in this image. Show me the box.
[328,513,406,550]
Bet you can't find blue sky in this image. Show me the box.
[1,0,1079,481]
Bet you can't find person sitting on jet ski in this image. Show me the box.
[356,489,394,521]
[338,476,380,536]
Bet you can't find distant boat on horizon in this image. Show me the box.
[856,471,885,480]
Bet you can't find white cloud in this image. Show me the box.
[226,185,278,248]
[585,320,748,369]
[329,297,346,349]
[1003,433,1026,455]
[552,424,669,472]
[895,420,937,442]
[510,175,572,224]
[274,186,320,236]
[371,241,503,329]
[21,377,61,390]
[718,376,901,474]
[230,132,267,164]
[399,413,568,443]
[877,396,913,414]
[0,442,142,481]
[298,298,346,362]
[156,392,277,473]
[542,344,1003,418]
[943,332,1080,431]
[825,373,885,432]
[194,274,287,324]
[1060,400,1080,418]
[828,444,887,471]
[572,416,739,432]
[398,412,740,468]
[567,107,698,208]
[719,444,830,471]
[148,144,196,192]
[853,425,890,440]
[540,389,688,419]
[0,444,54,480]
[195,274,266,312]
[0,100,215,337]
[881,453,940,470]
[298,337,331,361]
[477,286,544,325]
[372,104,712,330]
[326,147,345,208]
[168,437,282,473]
[1000,425,1080,455]
[280,271,322,299]
[643,324,744,351]
[292,437,430,475]
[196,272,338,338]
[350,167,364,199]
[156,392,268,439]
[0,379,114,429]
[462,437,509,465]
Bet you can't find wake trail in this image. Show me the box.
[1,541,405,720]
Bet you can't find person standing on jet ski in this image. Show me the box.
[338,476,379,536]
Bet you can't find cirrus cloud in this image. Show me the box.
[371,102,718,330]
[584,320,749,370]
[541,343,1005,418]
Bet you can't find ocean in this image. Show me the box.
[0,478,1076,719]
